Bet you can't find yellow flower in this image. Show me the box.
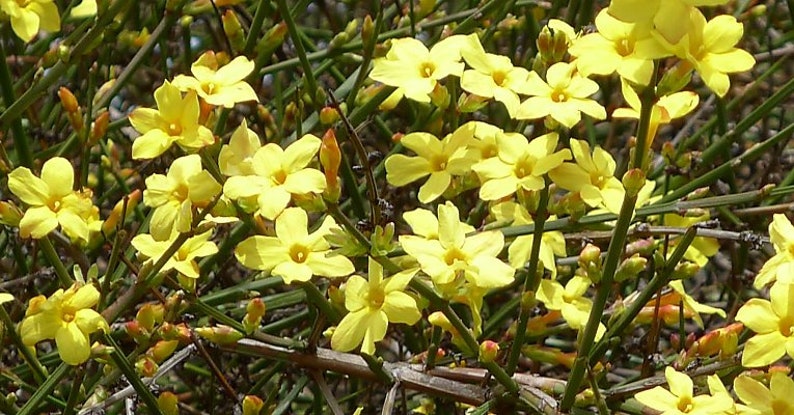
[568,9,669,85]
[593,177,655,216]
[656,9,755,97]
[459,34,532,117]
[219,120,261,177]
[490,201,566,278]
[128,81,214,159]
[667,280,726,328]
[516,62,606,128]
[536,276,605,340]
[607,0,730,45]
[369,35,468,103]
[0,0,60,42]
[399,202,514,289]
[613,78,700,146]
[19,282,109,365]
[172,52,258,108]
[736,282,794,367]
[7,157,101,244]
[752,214,794,289]
[69,0,96,18]
[549,139,619,208]
[234,207,355,284]
[734,372,794,415]
[331,257,420,355]
[662,213,719,268]
[403,206,474,241]
[385,124,478,203]
[223,134,326,219]
[131,230,218,280]
[143,155,222,241]
[472,132,571,201]
[635,367,734,415]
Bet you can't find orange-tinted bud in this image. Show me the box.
[243,298,266,334]
[478,340,500,363]
[320,129,341,202]
[319,106,340,125]
[58,87,79,113]
[159,322,192,343]
[0,201,23,226]
[222,10,245,53]
[135,355,158,377]
[90,111,110,145]
[102,189,142,235]
[195,325,243,345]
[242,395,264,415]
[158,391,179,415]
[149,340,179,363]
[125,320,149,343]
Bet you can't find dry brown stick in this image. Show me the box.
[223,338,562,412]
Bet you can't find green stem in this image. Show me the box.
[0,304,47,385]
[104,334,164,415]
[38,237,73,287]
[275,0,319,105]
[505,185,550,375]
[561,83,656,409]
[16,363,70,415]
[0,40,32,167]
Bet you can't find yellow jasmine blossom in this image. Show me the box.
[234,207,355,284]
[736,282,794,367]
[172,52,258,108]
[128,81,214,159]
[752,214,794,289]
[667,280,726,328]
[0,0,60,42]
[568,10,669,85]
[218,119,261,177]
[490,202,566,278]
[613,78,700,146]
[536,276,605,340]
[385,123,478,203]
[734,372,794,415]
[594,177,655,216]
[516,62,606,128]
[607,0,730,45]
[459,34,532,117]
[662,213,719,268]
[143,155,222,241]
[19,282,109,365]
[403,206,474,241]
[656,9,755,97]
[472,132,571,201]
[69,0,96,18]
[131,230,218,280]
[223,134,326,219]
[399,202,514,289]
[331,257,421,355]
[635,367,734,415]
[8,157,101,244]
[549,139,619,208]
[369,35,468,103]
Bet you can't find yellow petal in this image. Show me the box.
[19,206,58,239]
[56,323,91,365]
[8,167,50,206]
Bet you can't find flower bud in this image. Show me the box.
[89,110,110,146]
[222,10,245,53]
[243,298,266,334]
[615,254,647,282]
[242,395,264,415]
[536,26,553,63]
[429,84,450,109]
[625,238,655,256]
[102,189,142,235]
[257,22,288,59]
[478,340,500,363]
[158,391,179,415]
[457,92,489,113]
[671,261,700,280]
[195,325,243,345]
[319,129,341,201]
[319,106,340,125]
[621,169,646,198]
[126,320,149,343]
[149,340,179,363]
[58,87,80,113]
[370,223,395,256]
[361,15,375,46]
[159,322,192,343]
[0,201,23,227]
[135,355,158,377]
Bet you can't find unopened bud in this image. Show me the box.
[370,223,395,256]
[149,340,179,363]
[0,201,23,226]
[222,10,245,53]
[361,15,375,46]
[621,169,646,198]
[429,84,450,109]
[457,92,489,113]
[102,189,142,235]
[478,340,500,363]
[158,391,179,415]
[195,325,243,345]
[58,87,79,113]
[257,22,288,58]
[536,26,553,62]
[126,320,149,343]
[625,238,655,256]
[242,395,264,415]
[90,110,110,145]
[671,261,700,280]
[135,355,158,377]
[615,254,647,282]
[159,322,192,343]
[243,298,266,334]
[319,106,340,125]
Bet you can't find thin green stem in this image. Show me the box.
[104,334,164,415]
[0,40,32,167]
[505,185,550,375]
[38,237,73,287]
[16,363,70,415]
[276,0,319,105]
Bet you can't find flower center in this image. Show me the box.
[62,311,75,323]
[273,169,288,185]
[418,62,436,78]
[289,244,309,263]
[779,316,794,337]
[443,247,467,266]
[492,70,507,86]
[615,38,634,56]
[551,89,569,103]
[676,396,694,413]
[369,288,385,309]
[514,157,535,179]
[590,172,608,187]
[204,82,218,95]
[429,154,448,172]
[167,122,182,136]
[771,400,789,415]
[174,183,190,201]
